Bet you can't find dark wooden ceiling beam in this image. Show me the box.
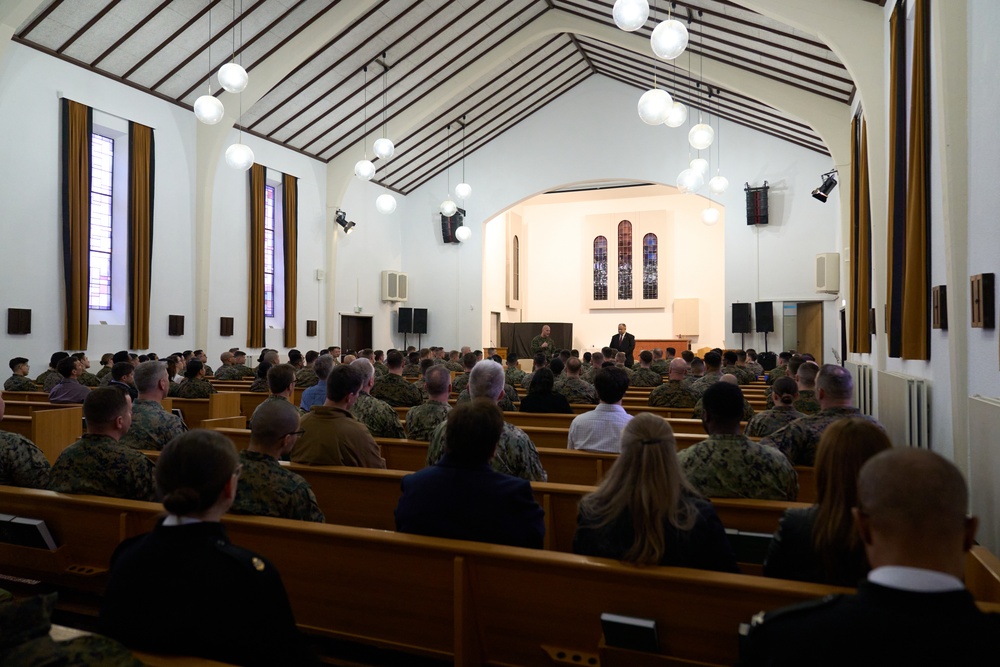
[122,0,221,80]
[16,0,65,40]
[57,0,122,54]
[90,0,173,68]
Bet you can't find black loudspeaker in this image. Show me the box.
[398,307,413,334]
[755,301,774,333]
[440,207,466,244]
[732,303,752,334]
[413,308,428,335]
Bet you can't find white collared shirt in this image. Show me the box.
[162,514,204,527]
[868,565,964,593]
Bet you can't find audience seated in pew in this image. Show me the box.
[108,361,139,401]
[404,365,452,441]
[519,367,573,414]
[350,359,406,439]
[567,367,633,453]
[99,429,318,666]
[744,377,804,438]
[119,361,186,451]
[248,363,303,429]
[6,356,38,392]
[48,356,90,405]
[299,353,334,412]
[249,361,271,393]
[173,360,216,399]
[0,394,50,488]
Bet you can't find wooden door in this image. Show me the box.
[796,302,824,359]
[341,315,373,355]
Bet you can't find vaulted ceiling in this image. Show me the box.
[13,1,878,194]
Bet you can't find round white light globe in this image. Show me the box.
[375,193,396,214]
[650,19,689,60]
[612,0,649,32]
[455,226,472,242]
[638,88,672,125]
[455,182,472,200]
[663,101,687,128]
[689,123,715,150]
[373,137,395,160]
[690,158,709,175]
[701,207,720,225]
[709,174,730,194]
[676,168,704,193]
[193,94,224,125]
[440,199,458,217]
[218,62,248,93]
[354,159,375,181]
[225,143,254,171]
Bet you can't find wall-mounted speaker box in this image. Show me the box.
[381,270,409,302]
[306,320,318,337]
[413,308,428,335]
[220,317,234,337]
[441,207,466,244]
[673,299,700,336]
[816,253,840,293]
[755,301,774,333]
[7,308,30,335]
[732,303,752,334]
[168,315,184,336]
[398,307,413,334]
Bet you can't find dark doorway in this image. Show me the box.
[341,315,373,355]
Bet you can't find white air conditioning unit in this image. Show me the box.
[815,253,840,294]
[381,270,408,302]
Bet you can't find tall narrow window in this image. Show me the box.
[513,235,520,301]
[264,185,276,318]
[642,233,658,299]
[89,133,114,310]
[593,236,608,301]
[617,220,632,300]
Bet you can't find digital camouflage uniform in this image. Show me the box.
[35,369,57,387]
[404,400,451,441]
[230,449,324,523]
[452,372,471,394]
[765,388,821,414]
[521,372,535,391]
[203,364,214,376]
[0,430,51,488]
[647,380,699,408]
[529,334,556,360]
[119,399,187,450]
[96,366,112,380]
[722,365,755,385]
[629,367,664,387]
[351,392,406,439]
[402,363,422,378]
[650,359,671,375]
[370,373,423,407]
[373,361,389,378]
[766,365,787,385]
[445,361,464,373]
[167,380,181,397]
[248,377,269,392]
[744,406,805,438]
[48,434,156,501]
[173,377,217,399]
[213,365,245,381]
[4,374,37,392]
[505,367,526,388]
[42,373,65,393]
[761,407,884,466]
[456,387,517,412]
[553,376,598,404]
[692,396,756,422]
[233,363,255,377]
[681,375,703,392]
[427,419,547,482]
[690,371,723,396]
[677,434,798,501]
[78,371,101,387]
[295,367,319,388]
[746,361,764,377]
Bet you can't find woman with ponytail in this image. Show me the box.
[744,376,804,437]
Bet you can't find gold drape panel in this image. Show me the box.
[61,99,92,351]
[128,122,154,350]
[885,0,907,358]
[248,163,266,349]
[850,116,873,354]
[900,0,930,360]
[282,173,298,348]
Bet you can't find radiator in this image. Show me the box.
[845,361,874,415]
[875,371,929,449]
[969,396,1000,554]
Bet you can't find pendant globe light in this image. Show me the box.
[664,101,687,127]
[687,11,714,151]
[455,225,471,242]
[194,10,224,124]
[701,206,720,225]
[690,157,709,175]
[638,40,672,126]
[372,57,396,214]
[455,115,472,201]
[375,193,396,214]
[224,1,254,171]
[650,19,688,60]
[612,0,649,32]
[440,123,457,217]
[354,65,375,181]
[676,168,704,193]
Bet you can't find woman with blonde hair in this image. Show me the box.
[572,413,738,570]
[764,417,892,585]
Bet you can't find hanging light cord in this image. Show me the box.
[362,65,368,159]
[461,116,466,183]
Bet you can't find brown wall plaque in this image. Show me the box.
[971,274,995,329]
[220,317,234,337]
[168,315,185,337]
[7,308,30,335]
[306,320,318,337]
[932,285,948,330]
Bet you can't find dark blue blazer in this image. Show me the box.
[395,454,545,549]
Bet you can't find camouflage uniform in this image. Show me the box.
[404,400,451,441]
[529,334,556,359]
[174,377,217,398]
[351,392,406,439]
[120,398,187,450]
[233,363,255,377]
[78,371,101,387]
[0,429,51,488]
[445,361,464,373]
[553,376,598,404]
[505,367,526,388]
[722,365,755,385]
[427,419,547,482]
[647,380,699,408]
[48,434,157,501]
[249,377,269,392]
[452,372,471,394]
[230,449,324,523]
[35,369,57,386]
[746,361,764,377]
[765,388,821,414]
[249,395,306,429]
[295,367,318,388]
[692,397,756,422]
[629,367,664,387]
[680,375,703,392]
[761,407,884,466]
[370,373,423,407]
[402,363,422,378]
[456,388,517,412]
[4,374,37,392]
[521,372,535,391]
[766,365,787,385]
[96,366,112,380]
[373,361,389,378]
[690,371,723,396]
[677,434,798,501]
[213,365,245,381]
[745,406,805,438]
[650,359,670,375]
[203,364,214,376]
[42,373,64,393]
[167,380,181,397]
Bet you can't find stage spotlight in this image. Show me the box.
[812,171,838,202]
[335,209,356,234]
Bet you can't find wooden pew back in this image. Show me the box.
[171,393,241,429]
[0,406,83,462]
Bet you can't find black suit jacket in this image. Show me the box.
[610,332,636,367]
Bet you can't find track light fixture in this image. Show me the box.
[335,209,356,234]
[812,171,838,202]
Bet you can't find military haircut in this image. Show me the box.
[9,356,28,371]
[50,351,70,367]
[111,361,135,381]
[326,364,364,402]
[267,363,297,394]
[424,365,451,395]
[312,354,335,380]
[680,350,694,363]
[566,357,582,374]
[445,398,504,465]
[84,386,130,427]
[250,399,301,445]
[134,360,167,393]
[701,382,744,428]
[723,350,738,366]
[533,353,546,368]
[287,349,303,364]
[386,350,405,369]
[797,360,820,386]
[112,350,130,364]
[666,347,676,356]
[594,367,630,404]
[462,352,477,370]
[419,358,435,372]
[350,358,375,384]
[703,351,722,370]
[817,364,853,400]
[184,359,204,379]
[305,350,319,363]
[639,350,653,364]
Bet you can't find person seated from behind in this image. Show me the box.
[692,374,755,421]
[350,358,406,439]
[248,363,300,428]
[405,365,452,441]
[554,357,599,405]
[567,367,633,453]
[99,429,318,666]
[96,352,114,380]
[249,361,271,393]
[395,399,544,549]
[0,394,51,488]
[451,352,477,394]
[174,360,217,399]
[48,356,91,404]
[745,377,803,438]
[519,367,573,414]
[39,351,69,392]
[120,360,187,451]
[300,354,335,412]
[648,358,700,408]
[629,350,664,387]
[521,353,547,391]
[504,353,526,387]
[573,413,738,572]
[370,350,423,407]
[6,356,37,391]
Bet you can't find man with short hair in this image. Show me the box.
[402,351,422,377]
[296,351,319,389]
[678,382,796,501]
[428,360,546,481]
[49,356,91,404]
[405,365,452,441]
[767,359,821,414]
[554,357,598,405]
[693,375,755,421]
[690,351,724,395]
[41,352,71,392]
[0,394,51,488]
[581,351,605,384]
[213,351,243,380]
[49,387,156,501]
[521,352,547,391]
[370,351,423,407]
[445,350,464,372]
[232,350,255,377]
[120,361,186,450]
[249,363,301,428]
[647,358,700,408]
[72,352,101,386]
[766,356,803,409]
[745,349,764,377]
[99,351,131,386]
[650,348,669,375]
[109,360,140,401]
[300,354,335,412]
[452,352,477,394]
[721,350,753,385]
[567,367,633,453]
[5,357,36,391]
[766,351,793,385]
[174,360,216,399]
[529,324,556,360]
[193,349,213,376]
[761,364,883,466]
[504,353,526,387]
[373,349,388,377]
[328,346,342,364]
[396,399,544,548]
[630,350,664,387]
[290,364,385,468]
[350,359,406,439]
[609,323,636,367]
[739,448,1000,665]
[231,399,324,523]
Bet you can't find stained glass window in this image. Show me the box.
[513,235,520,301]
[617,220,632,300]
[264,185,275,318]
[593,236,608,301]
[89,134,114,310]
[642,233,658,299]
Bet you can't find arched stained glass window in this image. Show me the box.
[593,236,608,301]
[618,220,633,300]
[512,235,520,301]
[642,233,658,299]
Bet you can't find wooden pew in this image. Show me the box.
[0,406,83,462]
[171,393,241,429]
[2,400,86,417]
[2,390,51,403]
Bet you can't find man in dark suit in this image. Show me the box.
[394,399,545,549]
[609,323,636,367]
[738,448,1000,666]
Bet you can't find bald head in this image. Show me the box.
[817,364,854,407]
[720,373,739,385]
[668,357,687,380]
[249,399,302,456]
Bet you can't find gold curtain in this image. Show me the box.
[61,99,92,351]
[248,163,266,349]
[282,173,298,347]
[128,122,154,349]
[885,0,907,358]
[850,116,873,354]
[900,0,930,360]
